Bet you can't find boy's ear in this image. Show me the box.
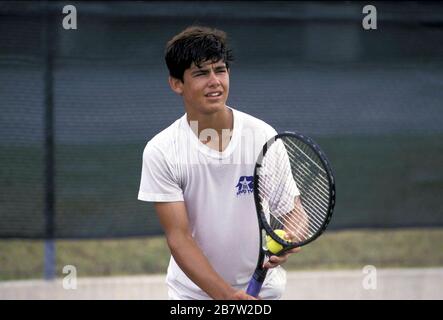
[168,76,184,95]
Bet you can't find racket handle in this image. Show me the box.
[246,268,268,297]
[246,278,263,297]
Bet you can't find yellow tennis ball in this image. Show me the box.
[266,229,287,254]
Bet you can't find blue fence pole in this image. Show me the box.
[43,1,56,280]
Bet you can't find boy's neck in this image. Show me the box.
[186,107,233,152]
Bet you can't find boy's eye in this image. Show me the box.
[192,68,226,77]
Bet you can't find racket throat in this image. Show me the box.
[252,266,269,283]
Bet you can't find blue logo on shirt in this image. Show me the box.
[236,176,254,196]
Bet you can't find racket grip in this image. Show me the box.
[246,278,263,297]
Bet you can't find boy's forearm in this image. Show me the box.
[167,233,236,299]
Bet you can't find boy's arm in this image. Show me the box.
[154,201,256,300]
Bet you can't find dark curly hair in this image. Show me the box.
[165,26,234,82]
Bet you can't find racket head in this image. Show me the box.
[253,131,336,254]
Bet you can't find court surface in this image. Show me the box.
[1,268,441,300]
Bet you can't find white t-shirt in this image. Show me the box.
[138,107,287,299]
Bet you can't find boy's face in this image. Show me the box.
[171,59,230,115]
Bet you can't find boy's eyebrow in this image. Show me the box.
[190,64,227,74]
[191,68,209,74]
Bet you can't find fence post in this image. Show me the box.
[43,1,56,281]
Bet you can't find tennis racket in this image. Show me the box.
[246,132,336,298]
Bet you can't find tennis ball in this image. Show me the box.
[266,229,288,254]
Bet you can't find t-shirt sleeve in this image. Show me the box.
[137,142,184,202]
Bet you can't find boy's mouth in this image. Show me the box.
[205,91,223,97]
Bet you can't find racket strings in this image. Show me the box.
[260,181,324,242]
[259,160,320,238]
[273,201,313,241]
[284,138,330,213]
[285,140,330,195]
[285,143,330,233]
[258,144,313,241]
[261,144,328,224]
[265,140,330,206]
[266,147,329,219]
[286,138,327,175]
[285,138,327,178]
[257,137,331,245]
[263,185,313,242]
[259,162,310,241]
[264,188,313,242]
